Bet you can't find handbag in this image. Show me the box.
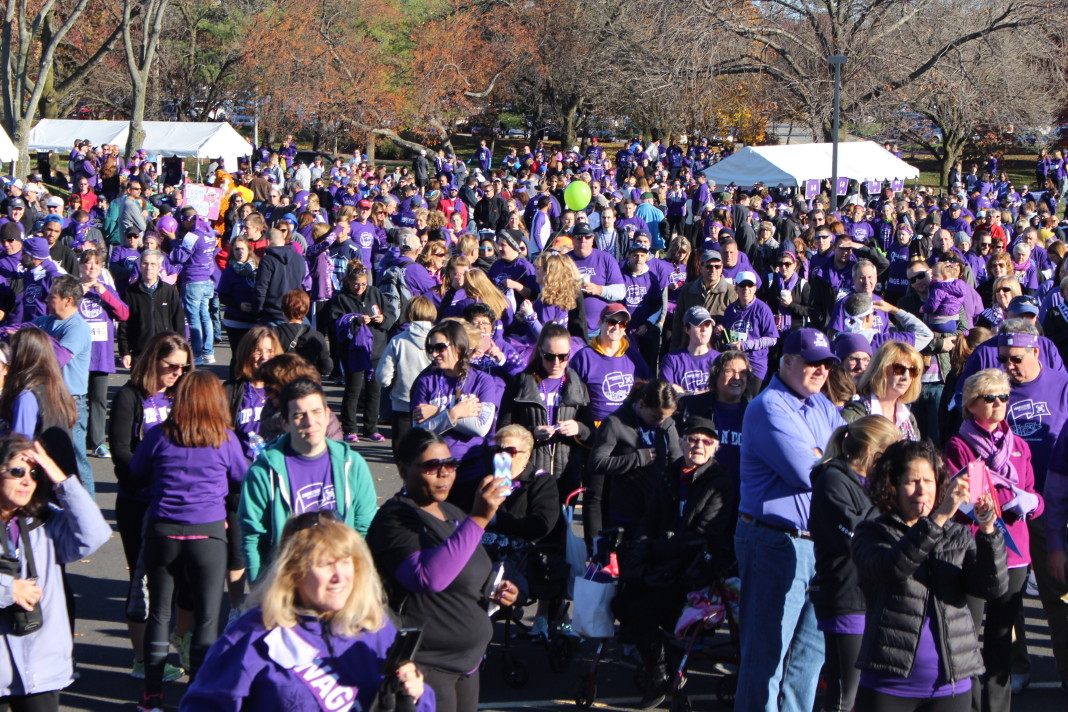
[571,575,616,639]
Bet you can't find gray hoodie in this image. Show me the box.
[376,320,432,411]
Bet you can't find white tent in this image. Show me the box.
[0,126,16,163]
[701,141,919,188]
[27,119,252,171]
[27,119,130,152]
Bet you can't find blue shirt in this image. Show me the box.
[34,312,91,396]
[739,374,845,530]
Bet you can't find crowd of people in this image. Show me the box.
[0,132,1065,712]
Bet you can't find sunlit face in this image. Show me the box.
[348,274,368,295]
[0,449,37,514]
[854,266,877,295]
[430,247,447,271]
[470,315,494,336]
[285,393,329,450]
[250,336,276,370]
[140,257,162,282]
[232,242,250,263]
[885,359,915,400]
[296,555,354,614]
[895,458,938,525]
[716,357,749,400]
[967,390,1008,424]
[722,243,738,268]
[156,349,190,390]
[426,334,459,371]
[687,320,713,348]
[540,336,570,378]
[450,264,468,289]
[600,315,628,344]
[781,354,832,396]
[682,430,717,467]
[844,352,870,380]
[404,443,456,505]
[628,250,649,270]
[998,346,1039,384]
[80,256,102,282]
[499,436,531,478]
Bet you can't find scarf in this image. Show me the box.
[958,417,1018,486]
[231,259,256,288]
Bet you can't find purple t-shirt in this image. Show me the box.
[712,400,745,484]
[410,367,502,481]
[818,613,865,634]
[236,383,267,460]
[143,393,172,433]
[860,616,971,698]
[621,269,662,325]
[1006,367,1068,490]
[660,348,719,394]
[570,249,625,333]
[539,376,563,424]
[284,446,335,514]
[719,298,779,380]
[570,342,650,421]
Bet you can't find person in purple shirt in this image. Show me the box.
[845,204,874,245]
[130,371,248,711]
[717,271,779,382]
[616,200,650,237]
[410,320,502,508]
[569,226,626,334]
[620,240,665,370]
[171,208,218,365]
[871,203,898,253]
[471,139,492,172]
[661,306,720,393]
[734,328,846,712]
[941,203,973,236]
[570,304,651,422]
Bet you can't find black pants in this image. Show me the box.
[341,371,381,436]
[421,666,480,712]
[854,688,970,712]
[224,327,251,353]
[87,371,109,451]
[143,523,227,695]
[0,691,60,712]
[967,565,1029,712]
[391,411,412,458]
[822,632,863,712]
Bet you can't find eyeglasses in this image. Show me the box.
[0,466,36,480]
[908,272,929,283]
[996,354,1026,365]
[160,359,191,372]
[426,342,451,354]
[702,263,723,270]
[978,394,1010,403]
[415,457,458,474]
[890,363,919,377]
[541,351,570,363]
[495,446,528,457]
[685,435,716,447]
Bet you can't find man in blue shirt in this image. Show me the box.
[735,327,845,712]
[35,275,94,497]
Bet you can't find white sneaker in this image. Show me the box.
[1026,570,1039,596]
[202,354,216,365]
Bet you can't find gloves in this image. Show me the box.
[1003,486,1040,519]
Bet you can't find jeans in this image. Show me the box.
[734,518,824,712]
[72,395,93,498]
[182,281,215,360]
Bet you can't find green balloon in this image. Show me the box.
[564,180,592,211]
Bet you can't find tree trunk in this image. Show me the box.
[126,82,147,159]
[939,138,967,189]
[11,118,33,179]
[366,134,376,165]
[560,97,582,151]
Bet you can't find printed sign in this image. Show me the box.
[866,181,882,194]
[835,177,849,196]
[181,184,224,220]
[891,179,905,192]
[805,179,820,200]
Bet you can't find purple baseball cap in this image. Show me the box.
[783,328,839,363]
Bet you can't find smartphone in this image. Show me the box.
[371,304,381,317]
[381,628,422,675]
[480,333,492,352]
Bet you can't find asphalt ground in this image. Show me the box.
[54,339,1068,711]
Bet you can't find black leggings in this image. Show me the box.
[341,371,381,436]
[143,524,227,695]
[854,688,970,712]
[822,632,863,712]
[87,371,109,451]
[421,666,480,712]
[967,566,1029,712]
[0,691,60,712]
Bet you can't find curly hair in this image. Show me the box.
[534,252,581,311]
[868,440,947,517]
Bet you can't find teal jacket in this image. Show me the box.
[238,435,377,582]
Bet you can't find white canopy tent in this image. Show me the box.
[27,119,252,172]
[701,141,919,188]
[0,126,16,163]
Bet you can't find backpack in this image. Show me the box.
[379,262,412,326]
[103,199,124,245]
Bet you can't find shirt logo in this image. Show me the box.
[602,371,634,402]
[1008,399,1051,437]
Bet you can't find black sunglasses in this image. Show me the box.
[908,272,928,283]
[0,466,36,480]
[979,394,1010,403]
[415,457,458,474]
[495,446,527,457]
[996,354,1026,365]
[426,342,451,354]
[541,351,570,363]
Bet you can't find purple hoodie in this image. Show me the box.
[171,230,217,284]
[180,611,435,712]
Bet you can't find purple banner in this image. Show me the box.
[866,181,881,194]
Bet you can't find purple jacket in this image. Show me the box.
[922,279,966,318]
[171,231,217,284]
[180,611,434,712]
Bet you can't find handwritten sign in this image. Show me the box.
[891,179,905,192]
[181,184,224,220]
[835,177,849,196]
[805,179,820,200]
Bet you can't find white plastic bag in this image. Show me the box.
[563,503,587,598]
[571,576,617,639]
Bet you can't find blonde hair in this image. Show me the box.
[962,369,1011,418]
[252,519,386,637]
[992,275,1022,299]
[496,424,534,451]
[857,340,924,404]
[456,234,479,260]
[463,268,508,321]
[534,252,581,311]
[819,415,901,476]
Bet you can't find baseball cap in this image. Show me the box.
[683,306,714,327]
[549,234,573,252]
[701,249,722,263]
[357,199,373,208]
[627,240,649,254]
[6,197,25,211]
[1007,295,1039,316]
[682,416,719,439]
[783,328,839,363]
[600,304,631,323]
[44,196,63,208]
[640,191,654,201]
[833,333,873,360]
[572,223,594,238]
[734,271,758,286]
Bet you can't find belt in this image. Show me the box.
[740,513,812,540]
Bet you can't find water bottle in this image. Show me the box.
[248,432,266,459]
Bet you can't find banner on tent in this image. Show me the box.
[866,181,881,194]
[181,184,224,220]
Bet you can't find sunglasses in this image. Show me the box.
[908,272,929,283]
[573,234,595,241]
[480,246,494,252]
[776,261,795,268]
[0,466,36,480]
[287,509,340,534]
[159,359,191,372]
[996,287,1014,294]
[890,362,919,377]
[702,263,723,270]
[978,394,1010,404]
[495,446,527,457]
[426,342,451,354]
[996,354,1026,365]
[685,435,716,447]
[541,351,570,363]
[805,359,837,369]
[603,316,629,327]
[415,457,458,474]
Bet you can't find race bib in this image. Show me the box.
[89,321,108,342]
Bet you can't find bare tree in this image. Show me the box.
[122,0,170,158]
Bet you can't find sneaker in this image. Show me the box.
[170,631,191,671]
[130,660,185,682]
[1011,672,1030,694]
[638,677,670,710]
[344,433,360,444]
[194,357,204,367]
[368,433,385,442]
[93,444,111,459]
[528,616,549,640]
[137,693,165,712]
[1026,570,1039,596]
[202,354,216,365]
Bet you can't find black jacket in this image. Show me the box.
[324,285,393,360]
[486,463,561,545]
[254,245,306,324]
[116,280,184,358]
[497,369,593,483]
[623,456,737,587]
[107,381,146,497]
[757,276,814,330]
[586,403,682,540]
[809,457,876,620]
[474,195,509,232]
[275,322,333,376]
[852,514,1008,682]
